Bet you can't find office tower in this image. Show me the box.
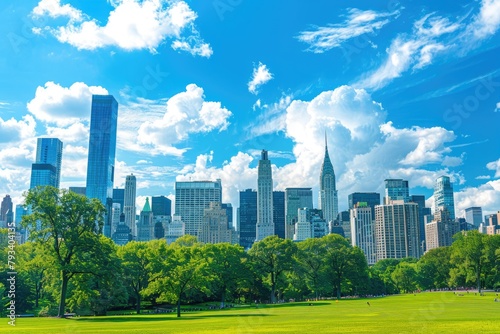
[256,150,274,241]
[30,138,63,189]
[85,95,118,237]
[410,195,428,252]
[375,201,420,261]
[112,223,132,246]
[123,174,137,238]
[336,210,351,239]
[175,179,222,236]
[434,176,455,220]
[285,188,313,239]
[137,198,153,242]
[166,215,185,244]
[350,203,376,265]
[69,187,86,196]
[152,196,172,217]
[221,203,233,229]
[294,208,312,241]
[485,212,500,235]
[348,192,380,220]
[384,179,410,204]
[319,134,338,224]
[1,195,13,226]
[113,188,125,214]
[273,191,285,239]
[239,189,257,250]
[309,209,328,238]
[198,202,235,244]
[111,203,121,235]
[425,208,459,251]
[465,207,483,227]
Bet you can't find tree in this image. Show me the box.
[391,262,418,293]
[450,231,486,292]
[117,241,153,314]
[204,243,250,308]
[145,238,207,317]
[417,247,452,290]
[16,242,50,308]
[321,234,368,299]
[295,238,326,299]
[249,236,297,303]
[22,186,106,317]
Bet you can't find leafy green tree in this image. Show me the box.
[391,262,418,293]
[145,238,207,317]
[204,243,250,307]
[117,241,154,314]
[22,186,107,317]
[295,238,326,299]
[321,234,368,299]
[372,259,401,294]
[417,247,452,290]
[450,231,486,292]
[249,236,297,303]
[16,242,50,308]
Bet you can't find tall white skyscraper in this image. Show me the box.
[319,134,338,224]
[175,180,222,236]
[256,150,274,241]
[124,174,137,238]
[350,203,376,265]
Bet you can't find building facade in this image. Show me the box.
[465,207,483,227]
[285,188,313,239]
[375,201,420,261]
[124,174,137,238]
[273,191,285,239]
[238,189,257,250]
[350,204,376,265]
[348,192,380,220]
[256,150,274,241]
[434,176,455,220]
[137,198,153,242]
[425,208,459,251]
[30,138,63,189]
[198,202,235,244]
[175,179,222,237]
[293,208,312,241]
[384,179,410,204]
[152,195,172,217]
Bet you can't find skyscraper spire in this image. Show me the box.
[319,133,338,224]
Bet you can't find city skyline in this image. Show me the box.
[1,0,500,218]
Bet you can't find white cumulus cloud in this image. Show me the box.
[0,115,37,144]
[487,158,500,178]
[137,84,232,155]
[27,81,108,126]
[31,0,212,55]
[248,62,273,95]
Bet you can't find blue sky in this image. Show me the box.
[1,0,500,218]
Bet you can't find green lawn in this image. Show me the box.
[5,292,500,333]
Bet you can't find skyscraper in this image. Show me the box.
[410,195,429,252]
[238,189,257,250]
[425,208,459,251]
[198,202,235,244]
[319,134,338,224]
[85,94,118,205]
[256,150,274,241]
[350,203,376,265]
[384,179,410,204]
[348,192,380,220]
[175,180,222,236]
[375,201,420,261]
[152,196,172,217]
[273,191,285,238]
[221,203,233,229]
[465,207,483,227]
[434,176,455,220]
[1,195,13,227]
[137,198,153,242]
[30,138,63,189]
[285,188,313,239]
[113,188,125,214]
[123,174,137,238]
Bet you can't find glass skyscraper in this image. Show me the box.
[85,95,118,237]
[85,95,118,205]
[434,176,455,220]
[238,189,257,250]
[384,179,410,204]
[30,138,63,189]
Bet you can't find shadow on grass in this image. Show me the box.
[264,302,331,308]
[68,313,273,323]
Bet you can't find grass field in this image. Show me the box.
[5,292,500,333]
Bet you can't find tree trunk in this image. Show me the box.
[336,284,341,300]
[35,283,40,308]
[136,290,141,314]
[271,273,276,303]
[176,297,181,318]
[220,289,226,309]
[477,265,481,293]
[58,271,70,317]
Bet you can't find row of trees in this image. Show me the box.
[1,187,500,318]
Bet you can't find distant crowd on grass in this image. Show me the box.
[1,187,499,318]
